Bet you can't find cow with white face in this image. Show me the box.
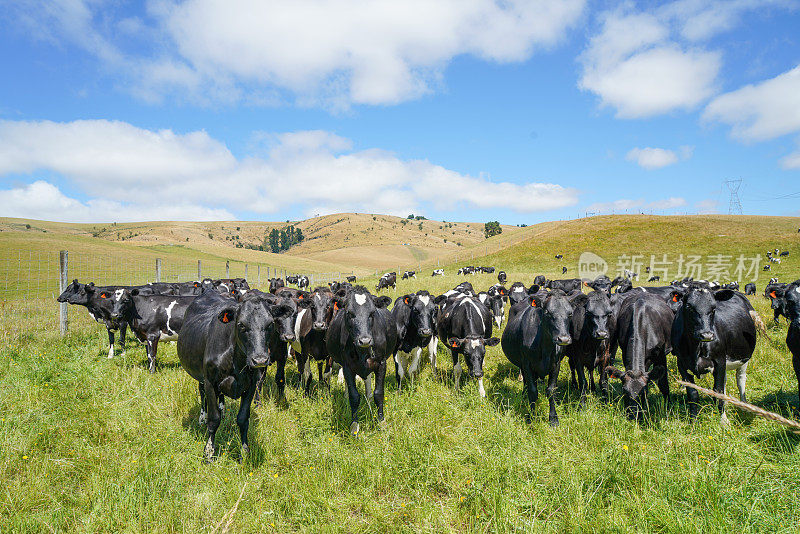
[392,290,438,388]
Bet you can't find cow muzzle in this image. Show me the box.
[419,328,432,336]
[595,330,609,340]
[250,353,270,368]
[281,333,295,342]
[313,322,327,331]
[556,335,572,346]
[357,336,373,348]
[697,331,715,342]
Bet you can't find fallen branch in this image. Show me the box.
[211,482,248,534]
[676,380,800,434]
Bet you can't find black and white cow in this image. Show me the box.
[436,293,499,397]
[765,282,789,324]
[555,254,563,260]
[286,275,299,285]
[744,283,756,295]
[432,269,444,277]
[111,289,196,373]
[177,289,290,461]
[769,281,800,407]
[605,293,672,419]
[392,291,439,388]
[566,290,615,402]
[292,287,337,393]
[268,278,285,293]
[57,280,132,358]
[297,275,310,290]
[669,285,759,423]
[253,290,303,407]
[401,270,417,280]
[497,271,507,284]
[376,272,397,291]
[501,290,573,425]
[326,287,397,434]
[477,290,506,329]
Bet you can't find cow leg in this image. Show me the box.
[107,328,115,359]
[253,369,265,407]
[236,379,258,460]
[408,347,423,385]
[452,350,462,390]
[203,381,221,461]
[317,361,330,391]
[735,361,748,403]
[655,368,670,409]
[394,352,407,390]
[588,366,596,394]
[323,358,333,389]
[119,322,127,356]
[338,366,345,385]
[428,336,438,376]
[365,373,373,399]
[302,354,314,395]
[546,359,563,427]
[198,381,207,425]
[374,359,387,423]
[146,335,159,373]
[520,365,538,419]
[569,361,578,390]
[678,367,700,420]
[341,365,361,435]
[793,348,800,410]
[713,363,729,426]
[574,359,588,409]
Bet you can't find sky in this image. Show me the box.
[0,0,799,225]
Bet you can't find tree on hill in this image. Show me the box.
[266,225,304,253]
[484,221,502,239]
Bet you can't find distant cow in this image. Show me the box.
[432,269,444,277]
[764,264,771,271]
[669,285,759,423]
[402,270,416,280]
[268,278,285,293]
[346,275,357,282]
[533,275,547,287]
[546,278,582,293]
[286,275,299,285]
[584,275,613,295]
[326,287,397,434]
[297,275,310,290]
[780,251,790,257]
[647,276,660,282]
[437,294,499,397]
[177,289,291,460]
[111,289,196,373]
[392,291,439,388]
[497,271,507,284]
[555,254,563,260]
[477,290,506,329]
[744,283,756,295]
[481,266,495,274]
[501,290,573,425]
[605,293,672,419]
[376,272,397,291]
[562,266,568,275]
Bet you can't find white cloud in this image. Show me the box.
[695,199,719,213]
[781,138,800,169]
[0,181,234,222]
[579,8,721,118]
[625,146,693,169]
[703,64,800,142]
[587,197,686,213]
[0,119,579,222]
[8,0,585,108]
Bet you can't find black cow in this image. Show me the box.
[254,290,302,406]
[764,264,771,271]
[605,294,672,419]
[497,271,507,284]
[346,275,357,282]
[326,287,397,434]
[780,251,790,257]
[501,290,573,425]
[566,290,615,402]
[584,274,613,295]
[437,294,499,397]
[213,278,250,293]
[770,281,800,407]
[292,287,336,393]
[647,276,660,282]
[507,282,530,307]
[111,289,195,373]
[57,280,133,358]
[766,283,789,324]
[669,285,758,423]
[329,281,353,294]
[546,278,582,293]
[744,283,756,295]
[533,275,547,287]
[177,289,290,460]
[562,266,568,275]
[392,291,439,388]
[402,270,416,280]
[268,278,285,293]
[376,272,397,291]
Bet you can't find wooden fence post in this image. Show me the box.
[226,261,230,278]
[245,264,248,282]
[257,265,261,286]
[59,250,68,336]
[156,258,162,282]
[197,260,202,280]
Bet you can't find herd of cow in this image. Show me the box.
[55,267,800,462]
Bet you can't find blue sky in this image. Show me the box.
[1,0,799,224]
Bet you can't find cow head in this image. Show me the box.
[402,291,437,337]
[772,282,800,322]
[271,296,298,342]
[299,288,336,331]
[606,365,666,419]
[583,291,613,341]
[447,336,500,378]
[669,286,735,343]
[534,290,573,347]
[217,295,291,369]
[268,277,285,293]
[110,288,138,322]
[57,279,93,304]
[586,275,613,295]
[336,287,391,352]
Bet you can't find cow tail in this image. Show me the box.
[749,310,770,341]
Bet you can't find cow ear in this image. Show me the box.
[270,303,293,319]
[402,294,415,306]
[374,296,392,308]
[218,307,236,323]
[87,282,95,289]
[527,284,540,295]
[131,289,140,296]
[714,289,735,302]
[668,289,683,304]
[605,366,625,380]
[297,297,314,308]
[85,284,95,293]
[448,337,463,349]
[72,279,79,285]
[498,287,507,296]
[647,365,666,382]
[484,337,500,347]
[434,294,448,305]
[770,288,784,299]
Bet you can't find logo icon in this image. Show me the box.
[578,252,608,280]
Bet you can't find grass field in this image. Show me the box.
[2,214,800,532]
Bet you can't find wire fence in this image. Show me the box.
[0,250,352,343]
